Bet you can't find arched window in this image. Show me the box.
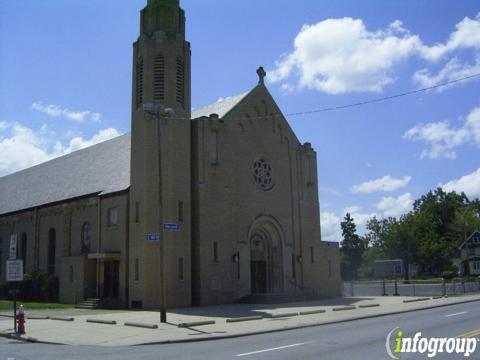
[154,54,165,101]
[176,57,185,108]
[20,233,27,270]
[48,228,56,275]
[81,222,92,254]
[136,57,144,108]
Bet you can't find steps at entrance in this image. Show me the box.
[75,298,102,309]
[239,293,320,304]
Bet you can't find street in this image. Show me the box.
[1,301,479,359]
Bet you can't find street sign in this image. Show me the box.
[146,233,161,241]
[163,223,181,231]
[6,260,23,282]
[9,234,17,260]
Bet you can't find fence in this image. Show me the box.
[343,279,480,297]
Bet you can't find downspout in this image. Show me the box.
[96,197,102,298]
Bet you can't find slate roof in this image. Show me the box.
[0,133,131,216]
[0,90,251,216]
[192,91,249,119]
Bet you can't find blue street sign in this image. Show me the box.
[163,223,181,231]
[146,233,161,241]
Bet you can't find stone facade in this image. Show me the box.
[0,0,341,308]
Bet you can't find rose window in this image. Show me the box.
[253,158,274,191]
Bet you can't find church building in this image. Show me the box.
[0,0,341,308]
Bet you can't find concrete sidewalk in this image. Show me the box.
[1,294,479,346]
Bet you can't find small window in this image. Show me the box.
[328,260,332,277]
[48,228,56,275]
[81,222,92,254]
[291,253,296,278]
[108,207,118,227]
[135,202,140,223]
[178,201,184,223]
[178,257,184,281]
[69,265,74,283]
[135,258,139,281]
[20,233,27,270]
[310,246,314,264]
[213,242,219,263]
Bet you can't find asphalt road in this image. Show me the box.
[1,301,479,360]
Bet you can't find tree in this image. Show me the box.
[340,213,366,280]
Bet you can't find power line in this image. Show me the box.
[285,72,480,118]
[165,72,480,122]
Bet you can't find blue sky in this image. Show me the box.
[0,0,479,241]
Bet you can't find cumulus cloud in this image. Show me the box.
[351,175,411,193]
[268,18,420,94]
[404,106,480,159]
[376,193,413,218]
[31,101,102,123]
[343,206,377,230]
[440,168,480,199]
[269,13,480,94]
[413,56,480,90]
[0,121,121,176]
[321,211,342,242]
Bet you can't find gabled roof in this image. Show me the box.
[0,86,259,216]
[0,133,131,216]
[458,230,480,250]
[192,91,249,119]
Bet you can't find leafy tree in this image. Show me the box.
[340,213,366,280]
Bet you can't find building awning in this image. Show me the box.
[87,252,121,261]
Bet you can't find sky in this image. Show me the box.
[0,0,479,242]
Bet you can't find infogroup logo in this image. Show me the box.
[385,327,478,358]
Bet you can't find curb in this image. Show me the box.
[0,332,63,345]
[138,297,480,346]
[50,316,74,322]
[6,296,480,347]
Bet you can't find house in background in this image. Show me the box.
[454,230,480,276]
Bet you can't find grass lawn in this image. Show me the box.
[0,300,73,311]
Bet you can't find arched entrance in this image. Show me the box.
[248,217,284,294]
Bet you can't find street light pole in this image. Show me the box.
[143,102,175,323]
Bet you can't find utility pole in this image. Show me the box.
[143,102,175,323]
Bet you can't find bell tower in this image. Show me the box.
[129,0,191,309]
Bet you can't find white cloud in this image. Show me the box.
[413,56,480,90]
[440,168,480,199]
[0,121,7,132]
[376,192,413,218]
[62,128,121,153]
[418,14,480,61]
[0,121,121,176]
[268,13,480,94]
[321,211,341,242]
[31,101,102,123]
[268,18,421,94]
[343,206,377,230]
[351,175,411,193]
[404,106,480,159]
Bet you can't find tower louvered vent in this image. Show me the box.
[176,57,185,108]
[154,54,165,101]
